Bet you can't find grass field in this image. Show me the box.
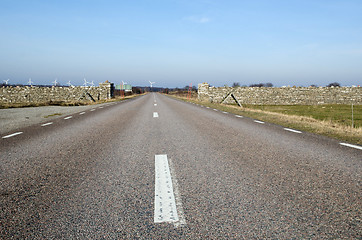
[243,104,362,128]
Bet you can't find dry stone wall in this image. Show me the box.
[198,83,361,105]
[0,82,114,105]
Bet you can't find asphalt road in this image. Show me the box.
[1,93,361,239]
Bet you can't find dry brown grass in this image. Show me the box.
[0,94,143,109]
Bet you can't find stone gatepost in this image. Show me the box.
[198,82,210,101]
[99,81,115,99]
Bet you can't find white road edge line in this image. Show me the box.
[213,109,218,111]
[41,122,53,127]
[64,116,72,120]
[2,132,23,139]
[254,120,265,124]
[284,128,302,134]
[153,112,159,118]
[222,111,228,114]
[340,143,362,150]
[235,115,243,118]
[154,154,180,224]
[79,112,86,115]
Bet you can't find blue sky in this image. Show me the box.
[1,0,361,87]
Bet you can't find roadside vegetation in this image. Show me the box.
[168,93,362,145]
[0,94,143,109]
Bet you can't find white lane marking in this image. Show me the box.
[90,109,95,111]
[213,109,218,111]
[99,106,103,109]
[154,104,157,106]
[154,154,179,223]
[340,143,362,150]
[235,115,243,118]
[2,132,23,139]
[79,112,86,115]
[153,112,159,118]
[284,128,302,134]
[222,111,228,114]
[41,122,53,127]
[254,120,265,124]
[206,107,210,109]
[64,116,73,120]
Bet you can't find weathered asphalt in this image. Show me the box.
[0,93,361,239]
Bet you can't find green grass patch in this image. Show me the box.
[243,104,361,128]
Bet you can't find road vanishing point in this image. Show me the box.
[1,93,361,239]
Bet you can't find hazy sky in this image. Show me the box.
[1,0,361,87]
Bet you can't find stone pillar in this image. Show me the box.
[99,81,115,99]
[198,83,210,101]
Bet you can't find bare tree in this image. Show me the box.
[327,82,340,87]
[232,82,240,87]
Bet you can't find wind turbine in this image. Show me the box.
[67,80,73,87]
[149,81,155,88]
[52,78,58,86]
[27,78,33,86]
[83,78,88,87]
[90,80,95,87]
[3,79,9,85]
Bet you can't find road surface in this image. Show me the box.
[1,93,361,239]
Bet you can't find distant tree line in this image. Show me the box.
[232,82,273,87]
[230,82,343,88]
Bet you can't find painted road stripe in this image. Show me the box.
[41,122,53,127]
[154,104,157,106]
[79,112,86,115]
[99,106,103,109]
[206,107,210,109]
[254,120,265,124]
[154,154,179,223]
[90,109,95,111]
[284,128,302,134]
[235,115,243,118]
[340,143,362,150]
[2,132,23,139]
[213,109,218,111]
[153,112,159,118]
[64,116,72,120]
[222,111,228,114]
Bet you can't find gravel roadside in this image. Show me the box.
[0,103,110,135]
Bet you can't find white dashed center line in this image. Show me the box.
[154,104,157,106]
[213,109,218,111]
[153,112,159,118]
[222,111,228,114]
[254,120,265,124]
[99,106,103,109]
[41,122,53,127]
[154,154,179,223]
[90,109,95,111]
[340,143,362,150]
[64,116,73,120]
[284,128,302,134]
[235,115,243,118]
[79,112,86,115]
[2,132,23,139]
